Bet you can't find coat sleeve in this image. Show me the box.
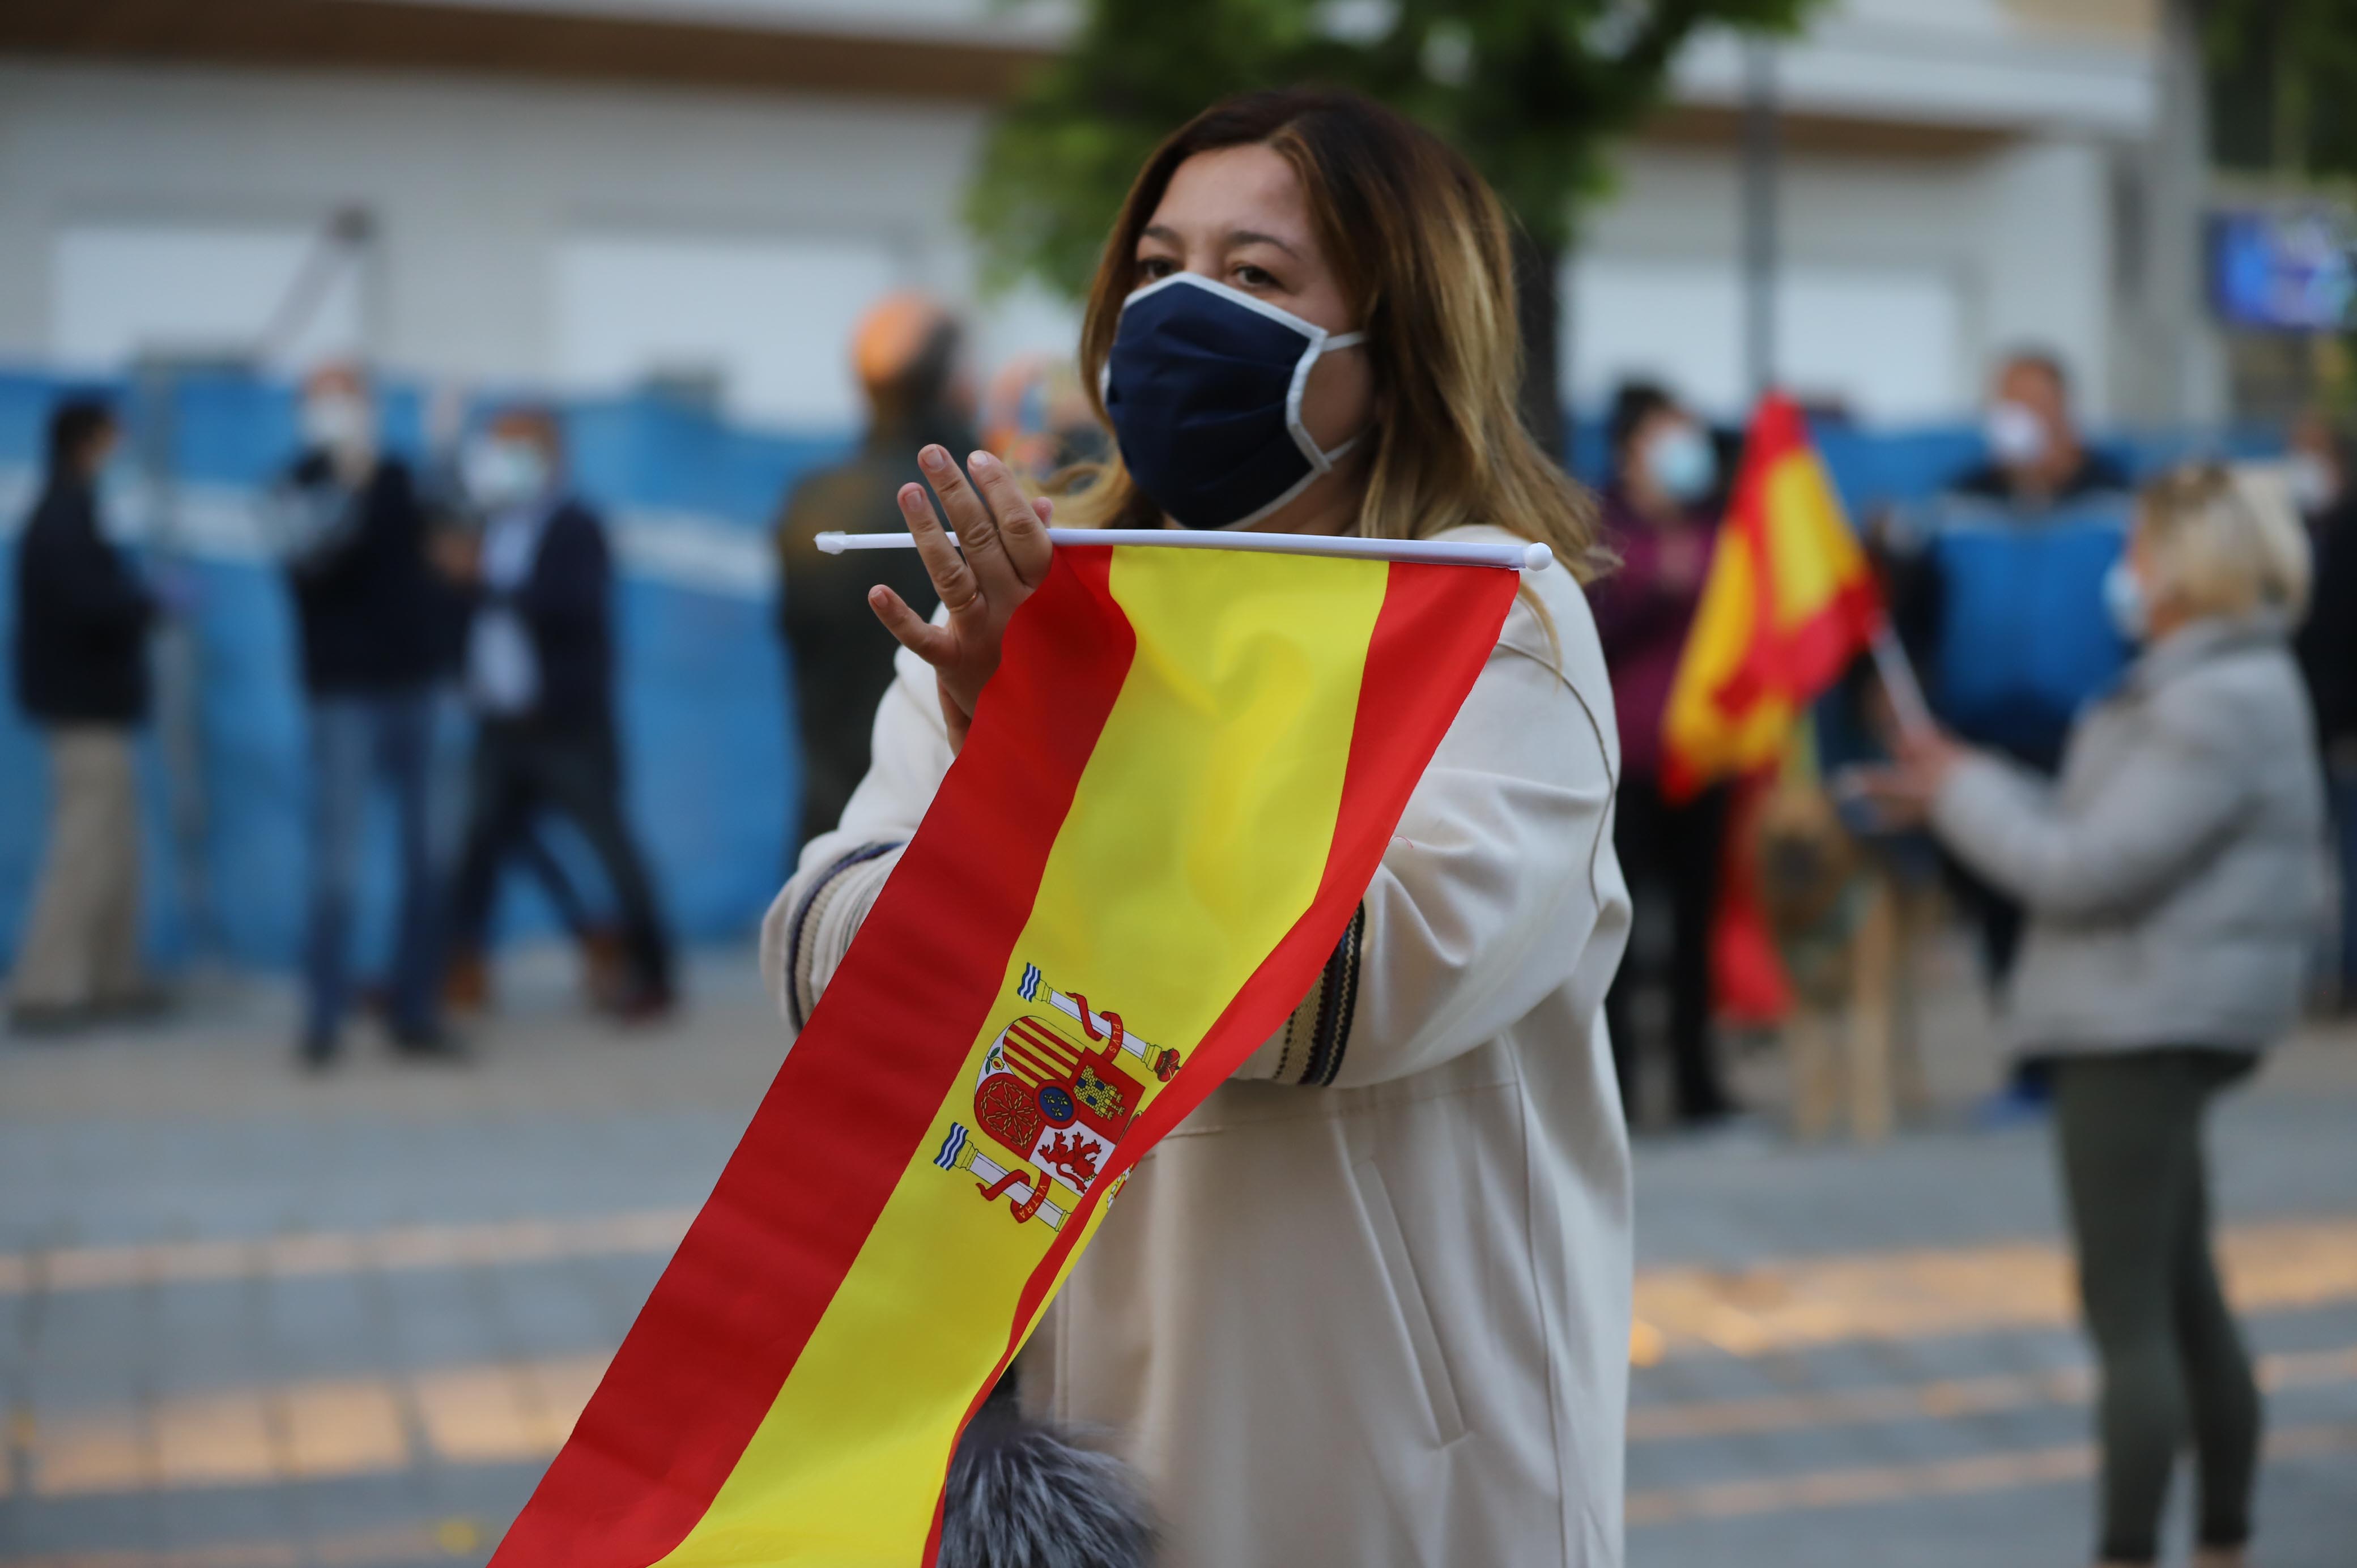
[1234,600,1622,1089]
[760,646,954,1031]
[1929,684,2248,921]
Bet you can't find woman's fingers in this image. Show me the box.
[918,445,1023,604]
[897,480,978,615]
[869,585,954,664]
[965,450,1053,586]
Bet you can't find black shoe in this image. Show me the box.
[608,979,678,1026]
[296,1032,339,1071]
[390,1024,469,1063]
[9,1003,94,1038]
[91,985,173,1025]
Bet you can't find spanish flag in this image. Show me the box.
[491,543,1520,1567]
[1660,394,1883,800]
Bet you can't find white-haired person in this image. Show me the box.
[1864,461,2324,1568]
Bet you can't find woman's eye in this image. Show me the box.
[1136,255,1177,281]
[1234,264,1279,289]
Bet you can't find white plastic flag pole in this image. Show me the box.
[815,527,1554,573]
[1870,624,1935,739]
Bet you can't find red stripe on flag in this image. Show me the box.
[919,557,1518,1563]
[492,551,1135,1568]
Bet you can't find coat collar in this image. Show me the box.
[2125,610,2292,694]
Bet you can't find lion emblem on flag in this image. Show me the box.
[930,965,1181,1227]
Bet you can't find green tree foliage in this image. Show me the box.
[2203,0,2357,179]
[969,0,1819,445]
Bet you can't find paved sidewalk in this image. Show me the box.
[1,941,2352,1566]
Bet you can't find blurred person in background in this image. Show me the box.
[276,365,450,1066]
[1913,351,2133,975]
[1862,462,2319,1568]
[2287,412,2357,1007]
[1893,350,2134,1119]
[1591,380,1737,1127]
[416,390,630,1013]
[773,292,971,850]
[7,398,161,1034]
[1955,351,2131,512]
[442,407,675,1021]
[980,352,1111,485]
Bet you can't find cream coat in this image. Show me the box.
[762,527,1633,1567]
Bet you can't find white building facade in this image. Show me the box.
[0,0,2195,435]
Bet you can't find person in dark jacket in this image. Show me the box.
[7,398,160,1033]
[443,407,675,1020]
[1589,380,1737,1126]
[278,365,449,1065]
[774,292,971,850]
[1895,350,2133,1002]
[2288,411,2357,1004]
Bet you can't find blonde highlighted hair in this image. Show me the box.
[2137,461,2311,623]
[1055,88,1606,582]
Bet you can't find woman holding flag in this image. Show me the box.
[767,89,1632,1567]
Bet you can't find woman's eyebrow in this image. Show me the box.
[1138,223,1184,248]
[1227,228,1300,258]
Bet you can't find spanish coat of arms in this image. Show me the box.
[930,964,1181,1230]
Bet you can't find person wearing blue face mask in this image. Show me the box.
[766,88,1632,1568]
[1590,380,1738,1128]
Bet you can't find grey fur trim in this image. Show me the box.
[939,1405,1157,1568]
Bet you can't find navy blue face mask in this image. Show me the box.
[1102,272,1368,530]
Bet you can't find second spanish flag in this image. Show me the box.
[1660,394,1884,799]
[491,541,1520,1566]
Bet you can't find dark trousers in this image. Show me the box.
[2051,1049,2261,1565]
[1606,777,1732,1123]
[449,720,673,995]
[1943,847,2028,994]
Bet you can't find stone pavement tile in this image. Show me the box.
[546,1254,663,1346]
[1631,1480,2099,1568]
[469,1258,631,1365]
[255,1271,388,1386]
[1631,1126,2064,1268]
[1631,1428,2357,1568]
[0,1113,737,1249]
[363,1269,508,1380]
[2253,1302,2357,1356]
[16,1287,156,1411]
[2259,1445,2357,1568]
[151,1275,271,1402]
[3,1469,510,1566]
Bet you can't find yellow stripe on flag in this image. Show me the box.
[650,546,1389,1566]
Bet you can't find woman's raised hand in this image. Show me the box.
[867,445,1054,752]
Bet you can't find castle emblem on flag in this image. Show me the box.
[931,965,1182,1227]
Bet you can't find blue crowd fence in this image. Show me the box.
[0,363,2284,977]
[0,365,848,975]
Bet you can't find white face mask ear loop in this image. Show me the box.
[1284,328,1372,474]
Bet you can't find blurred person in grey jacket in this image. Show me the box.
[1861,462,2322,1568]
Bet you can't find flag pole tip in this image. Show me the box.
[815,532,847,555]
[1522,542,1555,573]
